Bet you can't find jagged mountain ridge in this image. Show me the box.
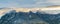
[1,8,60,17]
[0,10,60,24]
[0,7,60,24]
[1,8,60,15]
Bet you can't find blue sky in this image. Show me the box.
[0,0,60,8]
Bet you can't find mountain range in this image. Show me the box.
[0,10,60,24]
[0,7,60,24]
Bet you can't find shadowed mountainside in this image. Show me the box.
[0,10,60,24]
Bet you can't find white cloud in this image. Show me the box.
[40,10,60,14]
[47,0,60,3]
[32,0,51,7]
[47,0,60,5]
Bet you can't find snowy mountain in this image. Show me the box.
[0,9,60,24]
[0,7,60,24]
[0,7,60,17]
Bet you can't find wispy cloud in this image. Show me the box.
[0,0,60,8]
[47,0,60,5]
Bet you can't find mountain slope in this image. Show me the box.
[0,10,60,24]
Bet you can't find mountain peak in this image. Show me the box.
[1,7,60,17]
